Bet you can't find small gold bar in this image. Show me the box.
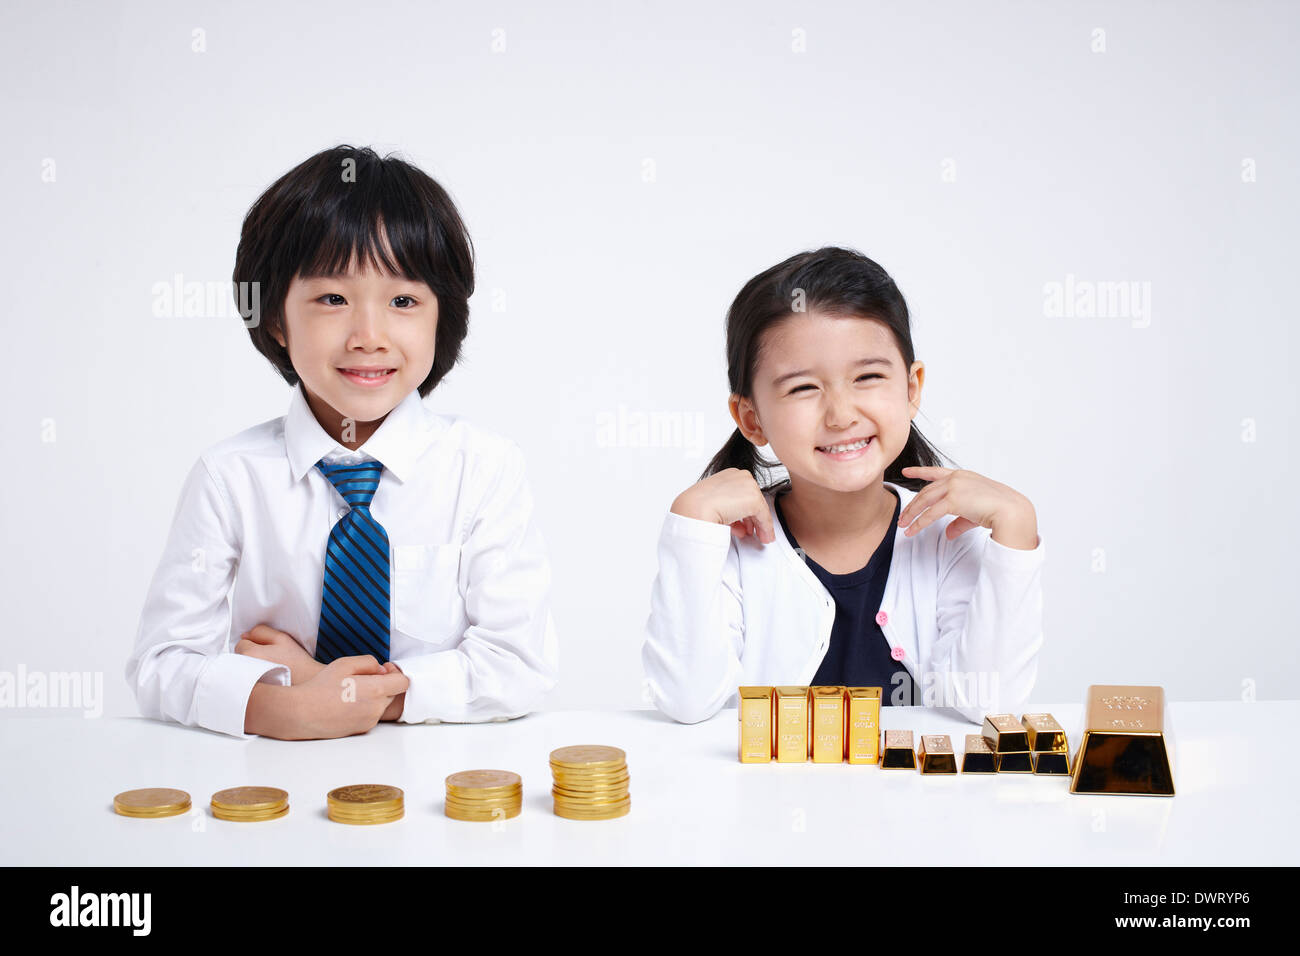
[1070,685,1175,796]
[738,687,773,763]
[881,730,916,769]
[995,751,1033,773]
[845,687,882,765]
[1021,713,1068,753]
[810,687,846,763]
[961,734,997,773]
[982,713,1030,752]
[774,686,810,762]
[1033,751,1071,775]
[917,734,957,774]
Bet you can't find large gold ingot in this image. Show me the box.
[1069,685,1175,796]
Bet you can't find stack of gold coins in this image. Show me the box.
[113,788,191,819]
[550,745,630,821]
[210,786,289,822]
[327,784,404,825]
[444,770,523,821]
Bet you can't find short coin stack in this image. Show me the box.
[550,745,630,820]
[444,770,523,822]
[113,788,191,819]
[327,784,404,825]
[210,786,289,822]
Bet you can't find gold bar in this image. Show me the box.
[845,687,882,765]
[1033,751,1070,775]
[738,687,773,763]
[1070,685,1175,796]
[961,734,996,773]
[995,751,1033,773]
[774,686,809,762]
[982,713,1029,752]
[881,729,916,769]
[810,687,845,763]
[1021,713,1068,753]
[918,734,957,774]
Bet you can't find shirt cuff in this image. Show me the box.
[982,531,1046,570]
[193,654,291,739]
[661,510,734,548]
[389,650,475,724]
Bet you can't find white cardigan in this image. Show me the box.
[641,481,1045,725]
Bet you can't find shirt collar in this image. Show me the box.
[284,382,436,484]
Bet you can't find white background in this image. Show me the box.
[2,0,1295,717]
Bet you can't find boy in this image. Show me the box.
[126,145,558,739]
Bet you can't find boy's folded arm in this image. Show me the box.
[927,524,1047,724]
[125,456,289,739]
[641,510,745,724]
[390,442,557,723]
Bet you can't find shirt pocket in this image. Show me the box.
[391,542,464,647]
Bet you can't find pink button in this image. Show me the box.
[875,610,889,626]
[890,645,905,661]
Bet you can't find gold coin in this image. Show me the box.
[446,770,522,791]
[445,803,522,822]
[212,804,289,822]
[328,807,405,825]
[549,745,626,768]
[550,771,630,786]
[554,801,631,821]
[552,786,630,801]
[444,794,522,807]
[328,784,403,805]
[211,786,288,811]
[113,788,191,817]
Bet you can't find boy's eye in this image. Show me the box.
[316,294,419,307]
[857,373,883,382]
[318,293,346,306]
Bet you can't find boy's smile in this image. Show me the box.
[274,257,438,450]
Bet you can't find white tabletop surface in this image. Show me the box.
[1,700,1294,865]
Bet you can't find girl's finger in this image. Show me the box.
[899,479,946,528]
[903,494,950,536]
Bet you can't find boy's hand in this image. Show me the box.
[287,656,410,739]
[378,661,406,721]
[235,624,324,685]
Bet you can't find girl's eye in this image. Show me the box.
[392,295,416,308]
[788,384,815,395]
[319,293,345,306]
[857,373,883,382]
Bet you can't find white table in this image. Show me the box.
[1,701,1294,865]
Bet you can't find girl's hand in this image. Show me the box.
[898,467,1039,550]
[235,624,325,685]
[671,468,775,544]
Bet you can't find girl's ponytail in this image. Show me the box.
[699,427,779,484]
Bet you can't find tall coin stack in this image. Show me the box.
[327,784,405,825]
[550,745,630,820]
[444,770,523,821]
[210,786,289,822]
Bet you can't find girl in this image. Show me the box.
[642,247,1044,725]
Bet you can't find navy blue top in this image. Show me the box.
[774,489,918,705]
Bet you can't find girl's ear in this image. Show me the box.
[729,394,766,446]
[907,361,925,418]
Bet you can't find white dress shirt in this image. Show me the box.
[641,481,1045,724]
[126,382,559,738]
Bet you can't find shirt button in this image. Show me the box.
[891,646,905,661]
[875,610,889,626]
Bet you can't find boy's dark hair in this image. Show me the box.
[702,246,953,493]
[232,145,475,398]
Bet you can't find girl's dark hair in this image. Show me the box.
[701,246,952,493]
[232,144,475,398]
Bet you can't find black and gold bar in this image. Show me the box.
[881,730,916,769]
[961,734,997,773]
[917,734,957,774]
[1070,685,1175,796]
[1023,713,1071,775]
[982,714,1030,752]
[994,751,1033,773]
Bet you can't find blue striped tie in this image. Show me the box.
[314,459,391,664]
